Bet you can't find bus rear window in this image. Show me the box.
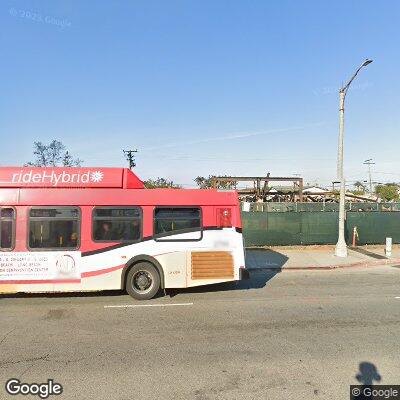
[93,207,142,242]
[29,207,80,250]
[0,207,15,250]
[154,207,201,237]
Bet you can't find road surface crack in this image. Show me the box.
[0,353,50,367]
[0,328,16,347]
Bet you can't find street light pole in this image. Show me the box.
[337,90,345,180]
[335,59,373,257]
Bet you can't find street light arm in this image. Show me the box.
[341,59,373,96]
[341,64,364,93]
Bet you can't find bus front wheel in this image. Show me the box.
[125,262,161,300]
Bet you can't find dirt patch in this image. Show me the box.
[43,308,74,320]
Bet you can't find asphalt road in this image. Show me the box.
[1,265,400,400]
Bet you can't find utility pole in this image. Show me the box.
[123,149,138,170]
[363,159,375,193]
[335,59,373,258]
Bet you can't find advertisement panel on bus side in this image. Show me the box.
[0,252,81,282]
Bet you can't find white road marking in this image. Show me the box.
[104,302,193,309]
[395,297,400,299]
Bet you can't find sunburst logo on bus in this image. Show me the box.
[90,171,104,183]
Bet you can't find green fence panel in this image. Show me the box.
[242,212,301,246]
[299,212,338,244]
[242,209,400,246]
[242,212,269,246]
[267,213,302,245]
[243,211,337,246]
[346,212,400,244]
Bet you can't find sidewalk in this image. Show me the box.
[245,244,400,271]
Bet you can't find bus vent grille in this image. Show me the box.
[191,251,234,280]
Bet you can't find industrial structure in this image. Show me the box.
[211,175,378,203]
[211,174,304,202]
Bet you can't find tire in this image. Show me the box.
[125,262,161,300]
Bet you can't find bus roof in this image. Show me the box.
[0,167,144,189]
[0,167,239,206]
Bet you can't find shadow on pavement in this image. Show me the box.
[350,247,387,260]
[167,268,280,297]
[245,248,289,270]
[0,290,125,299]
[353,362,382,399]
[1,289,174,300]
[355,361,382,385]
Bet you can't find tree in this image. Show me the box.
[62,151,74,167]
[144,178,181,189]
[195,175,236,189]
[25,140,83,167]
[375,184,400,202]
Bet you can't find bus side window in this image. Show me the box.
[28,207,80,250]
[154,207,201,238]
[0,207,15,250]
[92,207,142,242]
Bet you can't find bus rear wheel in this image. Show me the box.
[125,262,161,300]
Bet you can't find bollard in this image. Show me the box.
[386,237,392,258]
[352,226,359,247]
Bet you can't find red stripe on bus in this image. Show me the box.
[81,264,124,278]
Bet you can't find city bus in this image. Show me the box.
[0,167,247,300]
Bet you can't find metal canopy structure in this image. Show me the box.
[211,174,304,202]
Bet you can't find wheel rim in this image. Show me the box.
[132,270,153,294]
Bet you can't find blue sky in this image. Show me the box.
[1,1,399,187]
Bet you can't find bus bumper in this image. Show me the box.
[239,268,250,280]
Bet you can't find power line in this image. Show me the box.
[363,159,375,192]
[123,149,138,169]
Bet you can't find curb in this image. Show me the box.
[246,257,400,272]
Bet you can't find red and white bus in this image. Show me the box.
[0,167,247,299]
